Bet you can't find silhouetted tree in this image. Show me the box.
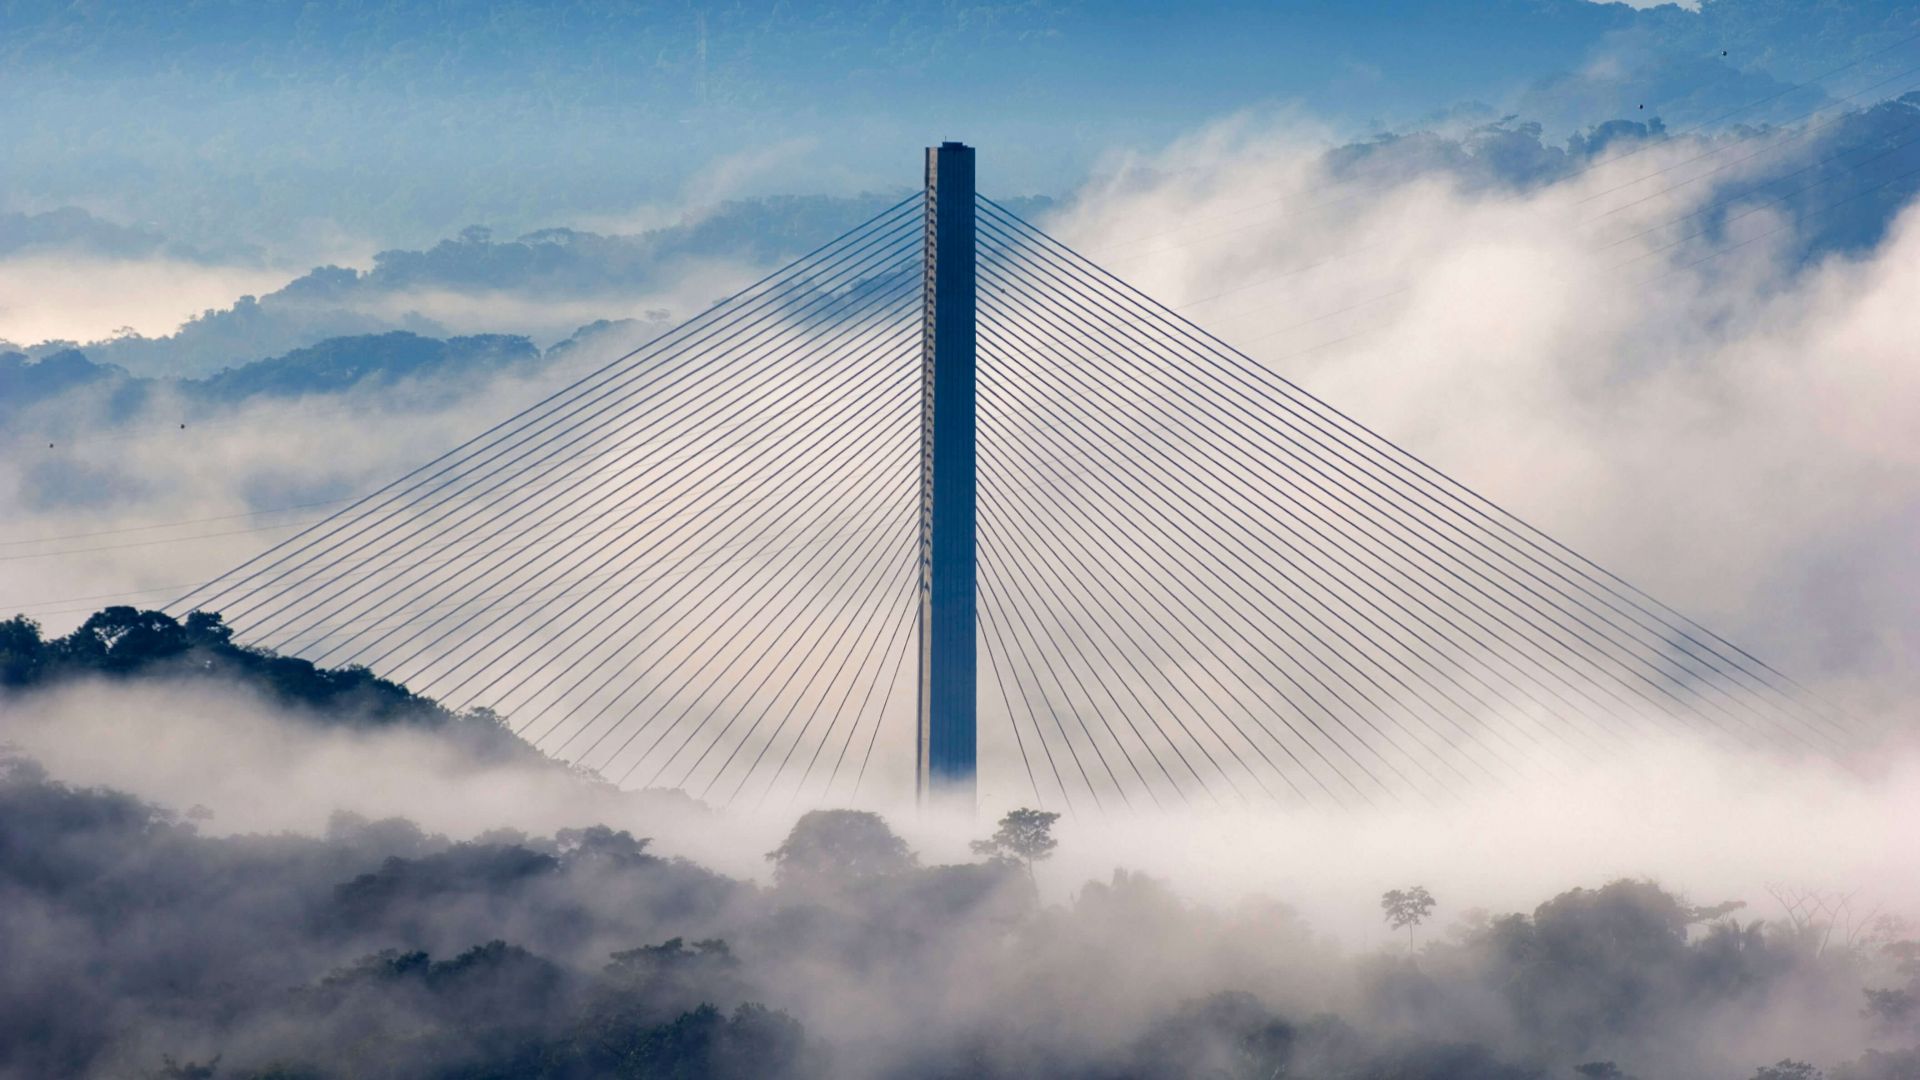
[1753,1061,1824,1080]
[1835,1047,1920,1080]
[0,606,540,764]
[1382,885,1437,948]
[182,610,233,648]
[766,809,914,892]
[555,824,653,866]
[0,616,44,686]
[60,606,187,670]
[971,807,1060,880]
[149,1055,219,1079]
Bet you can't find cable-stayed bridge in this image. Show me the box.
[167,144,1855,814]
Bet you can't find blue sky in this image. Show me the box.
[4,0,1920,724]
[4,0,1917,253]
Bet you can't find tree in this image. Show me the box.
[1752,1062,1823,1080]
[1766,885,1881,957]
[557,824,652,865]
[0,615,44,686]
[1381,886,1436,948]
[148,1056,219,1080]
[971,808,1061,881]
[59,606,187,670]
[182,610,233,647]
[766,809,914,891]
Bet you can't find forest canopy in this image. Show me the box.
[1,607,1915,1078]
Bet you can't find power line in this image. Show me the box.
[0,518,319,563]
[0,498,358,547]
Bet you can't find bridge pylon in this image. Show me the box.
[917,141,978,807]
[171,140,1850,813]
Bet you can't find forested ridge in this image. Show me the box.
[0,606,534,763]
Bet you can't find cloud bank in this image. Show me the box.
[0,677,1916,1078]
[1042,108,1920,714]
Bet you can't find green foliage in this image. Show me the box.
[1,728,1911,1080]
[1360,877,1863,1063]
[0,615,44,686]
[1485,880,1694,1046]
[0,606,535,760]
[62,606,188,669]
[1124,991,1303,1079]
[3,747,1914,1080]
[1834,1047,1920,1080]
[149,1056,220,1079]
[556,824,654,865]
[765,809,914,891]
[329,845,561,929]
[1382,885,1438,943]
[1754,1062,1825,1080]
[230,1066,326,1080]
[607,937,734,973]
[1688,899,1750,923]
[970,807,1060,877]
[1868,987,1918,1026]
[594,937,742,1025]
[574,1001,807,1079]
[282,938,802,1079]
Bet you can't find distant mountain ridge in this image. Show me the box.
[0,330,564,429]
[5,85,1918,427]
[6,193,1055,380]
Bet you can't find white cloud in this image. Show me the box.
[0,253,296,345]
[573,137,824,237]
[1039,117,1920,714]
[2,677,1913,954]
[4,112,1914,826]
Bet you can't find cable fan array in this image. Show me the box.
[172,195,928,809]
[169,187,1856,815]
[970,195,1853,814]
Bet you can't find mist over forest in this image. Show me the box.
[1,606,1917,1080]
[4,1,1919,1077]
